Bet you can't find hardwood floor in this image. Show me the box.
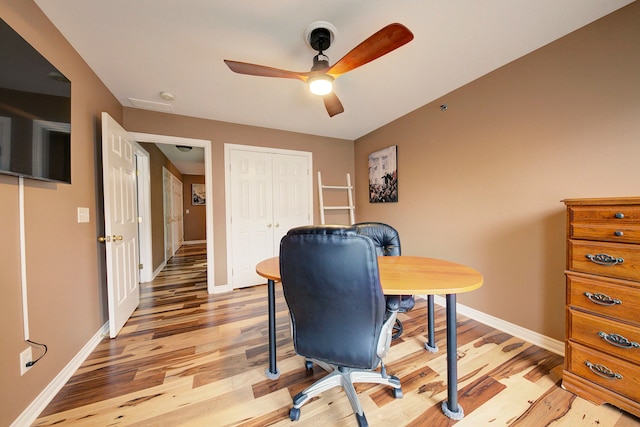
[34,244,639,426]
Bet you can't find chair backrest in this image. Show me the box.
[353,222,401,256]
[279,225,386,370]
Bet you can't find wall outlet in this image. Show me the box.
[20,347,33,376]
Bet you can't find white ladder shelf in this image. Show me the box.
[318,172,355,224]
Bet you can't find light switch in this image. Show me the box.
[185,209,190,214]
[77,207,90,223]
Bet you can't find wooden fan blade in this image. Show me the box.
[224,60,308,81]
[327,23,413,77]
[323,92,344,117]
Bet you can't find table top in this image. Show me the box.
[256,255,483,295]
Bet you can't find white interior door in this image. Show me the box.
[271,153,311,253]
[228,147,311,288]
[101,112,140,338]
[229,150,274,288]
[162,167,183,260]
[172,175,184,252]
[163,167,172,261]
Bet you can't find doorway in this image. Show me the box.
[131,132,216,294]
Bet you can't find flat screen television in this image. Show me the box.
[0,18,71,184]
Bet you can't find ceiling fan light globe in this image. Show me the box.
[309,76,333,96]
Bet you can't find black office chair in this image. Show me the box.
[280,225,402,427]
[353,222,415,339]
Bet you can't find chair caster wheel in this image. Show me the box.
[393,387,403,399]
[289,407,300,421]
[305,360,314,370]
[392,318,403,340]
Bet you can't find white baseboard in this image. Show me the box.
[421,295,564,356]
[152,261,166,280]
[12,322,109,427]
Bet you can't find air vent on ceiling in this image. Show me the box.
[128,97,174,112]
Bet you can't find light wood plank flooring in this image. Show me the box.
[34,244,639,426]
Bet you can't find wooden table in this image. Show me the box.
[256,255,483,420]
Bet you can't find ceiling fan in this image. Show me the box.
[224,22,414,117]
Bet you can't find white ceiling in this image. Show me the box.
[155,143,205,175]
[35,0,633,142]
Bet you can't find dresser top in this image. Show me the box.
[563,197,640,206]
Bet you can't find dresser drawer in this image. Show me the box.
[570,223,640,244]
[569,240,640,282]
[566,342,640,402]
[568,309,640,364]
[567,272,640,324]
[569,205,640,223]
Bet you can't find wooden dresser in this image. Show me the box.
[563,197,640,417]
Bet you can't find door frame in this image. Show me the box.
[224,143,313,290]
[131,132,216,294]
[134,144,153,283]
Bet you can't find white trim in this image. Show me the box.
[11,323,109,427]
[152,260,167,280]
[183,240,206,245]
[134,144,153,283]
[423,295,565,356]
[130,132,216,294]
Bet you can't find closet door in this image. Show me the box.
[271,153,311,253]
[228,148,311,288]
[229,150,274,288]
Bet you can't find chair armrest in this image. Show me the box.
[377,305,398,359]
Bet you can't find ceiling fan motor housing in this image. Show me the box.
[309,27,332,52]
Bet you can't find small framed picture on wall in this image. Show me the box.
[192,183,206,205]
[368,145,398,203]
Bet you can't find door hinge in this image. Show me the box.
[136,169,141,177]
[139,263,144,270]
[138,216,143,223]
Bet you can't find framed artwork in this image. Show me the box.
[192,183,206,205]
[368,145,398,203]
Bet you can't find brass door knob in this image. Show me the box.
[113,235,123,241]
[97,236,111,243]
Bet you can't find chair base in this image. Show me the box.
[291,359,402,425]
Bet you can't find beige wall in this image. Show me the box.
[123,108,354,285]
[355,2,640,341]
[182,175,206,242]
[0,1,123,425]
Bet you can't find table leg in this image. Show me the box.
[424,294,438,352]
[265,278,280,379]
[441,293,464,420]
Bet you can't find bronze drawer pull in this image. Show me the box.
[598,332,640,349]
[614,230,624,237]
[585,253,624,266]
[583,292,621,306]
[615,212,625,219]
[585,361,623,380]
